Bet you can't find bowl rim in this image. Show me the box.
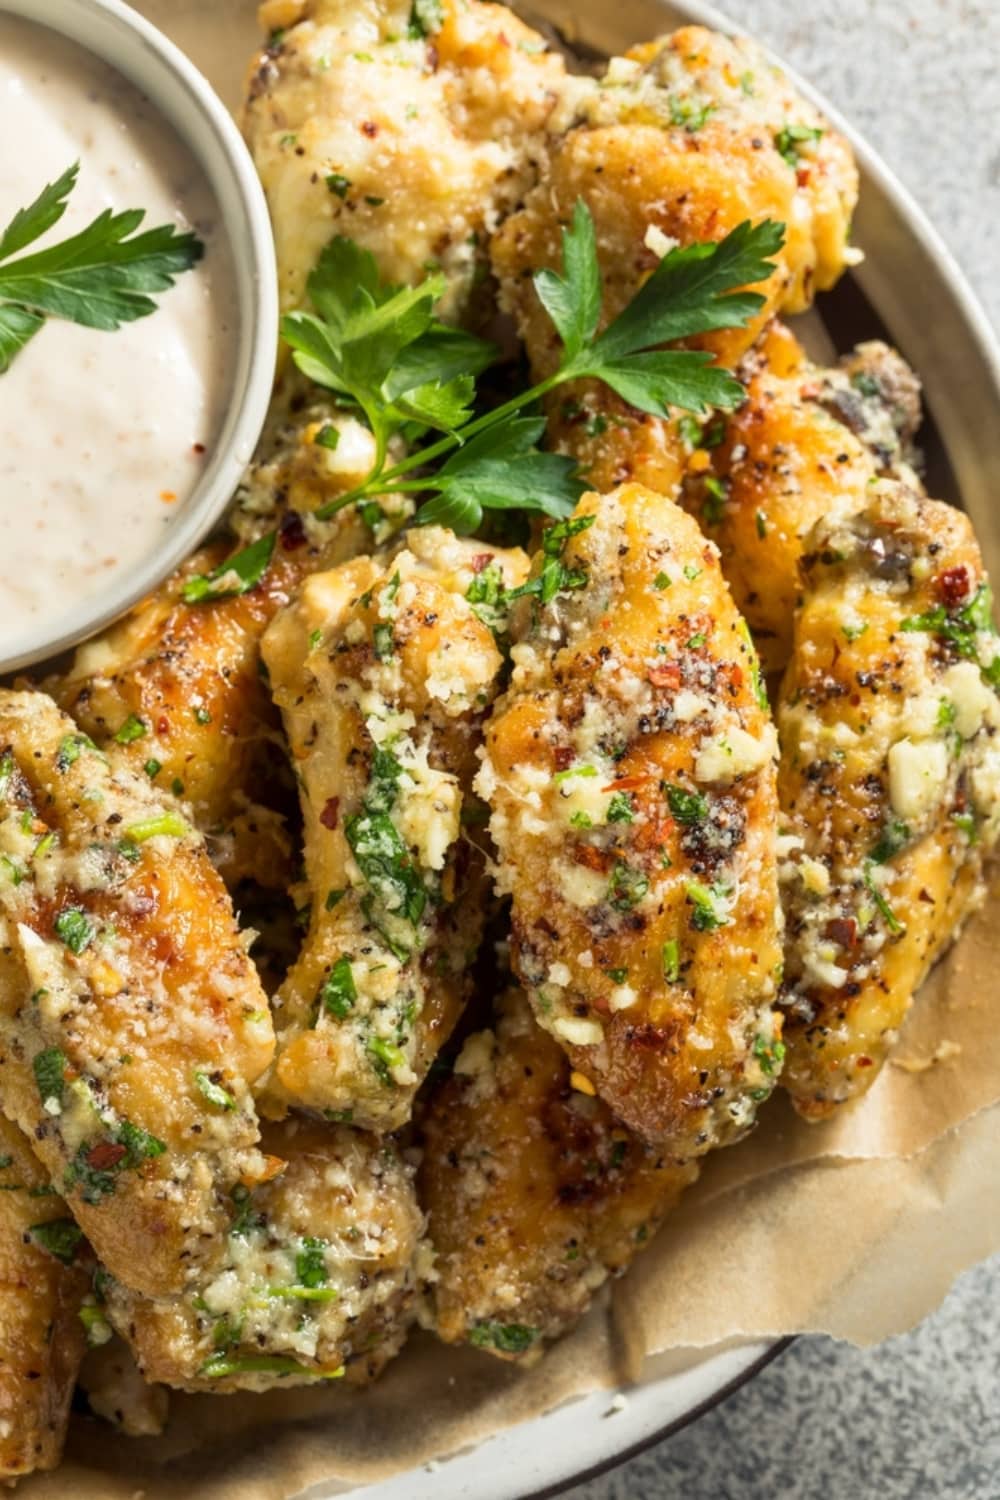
[0,0,278,675]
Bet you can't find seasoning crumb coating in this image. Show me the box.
[679,322,924,674]
[0,689,276,1300]
[479,485,784,1151]
[778,480,1000,1117]
[262,528,529,1129]
[49,402,409,891]
[492,25,858,492]
[0,1115,88,1478]
[244,0,567,322]
[104,1120,425,1394]
[419,989,697,1362]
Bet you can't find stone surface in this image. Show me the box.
[567,2,1000,1496]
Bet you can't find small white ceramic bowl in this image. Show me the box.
[0,0,277,675]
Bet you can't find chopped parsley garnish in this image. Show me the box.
[181,531,277,605]
[325,888,346,911]
[54,907,94,954]
[664,783,708,824]
[65,1119,167,1204]
[870,819,910,865]
[144,758,162,779]
[193,705,212,725]
[842,621,869,643]
[504,514,597,609]
[683,563,702,582]
[605,967,629,984]
[325,172,351,199]
[124,812,188,843]
[774,123,824,170]
[56,733,97,771]
[701,474,728,525]
[29,1217,83,1265]
[295,1236,329,1289]
[662,939,681,984]
[368,1035,406,1084]
[755,509,767,539]
[468,1321,540,1355]
[114,714,147,744]
[554,762,597,785]
[607,860,649,911]
[33,1047,66,1107]
[0,162,203,374]
[607,792,635,824]
[653,571,672,590]
[194,1070,236,1111]
[685,881,731,932]
[753,1034,786,1076]
[318,956,357,1020]
[900,584,996,667]
[199,1353,344,1380]
[863,863,903,935]
[408,0,444,38]
[372,622,394,660]
[229,1183,264,1237]
[936,700,957,730]
[347,811,426,927]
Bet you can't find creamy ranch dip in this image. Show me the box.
[0,14,237,660]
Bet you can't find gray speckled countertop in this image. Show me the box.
[569,2,1000,1496]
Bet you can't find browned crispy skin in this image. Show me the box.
[492,26,858,492]
[777,481,1000,1117]
[0,1116,88,1478]
[245,0,566,322]
[480,486,784,1151]
[49,404,394,890]
[105,1120,425,1393]
[262,530,528,1128]
[0,690,275,1299]
[420,990,697,1360]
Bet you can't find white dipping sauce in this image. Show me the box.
[0,15,236,659]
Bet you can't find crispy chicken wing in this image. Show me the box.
[0,690,275,1299]
[262,529,529,1128]
[50,404,409,890]
[78,1337,169,1438]
[419,989,697,1361]
[777,480,1000,1117]
[244,0,566,321]
[479,485,784,1150]
[678,322,923,673]
[492,25,859,491]
[104,1120,424,1393]
[0,1116,88,1478]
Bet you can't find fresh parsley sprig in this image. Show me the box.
[0,162,204,373]
[184,204,784,602]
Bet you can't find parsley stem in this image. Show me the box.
[313,371,565,522]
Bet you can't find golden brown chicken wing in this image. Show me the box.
[0,1116,88,1478]
[419,989,697,1361]
[479,485,784,1151]
[777,479,1000,1117]
[244,0,566,322]
[492,25,859,492]
[261,529,529,1128]
[51,404,409,891]
[678,322,923,673]
[104,1119,425,1392]
[0,690,275,1300]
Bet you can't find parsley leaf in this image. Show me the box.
[0,162,203,373]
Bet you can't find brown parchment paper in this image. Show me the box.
[16,3,1000,1494]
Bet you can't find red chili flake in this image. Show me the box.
[856,1056,874,1069]
[648,661,682,690]
[824,917,858,951]
[361,120,378,138]
[278,509,308,551]
[573,844,611,874]
[471,553,494,575]
[935,565,971,608]
[192,442,206,455]
[320,798,340,831]
[157,716,170,736]
[86,1142,126,1171]
[553,746,574,772]
[604,774,648,792]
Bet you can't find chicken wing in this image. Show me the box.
[0,690,275,1299]
[678,322,923,674]
[479,485,784,1150]
[419,988,697,1361]
[0,1115,88,1478]
[50,403,409,891]
[244,0,566,322]
[491,25,859,493]
[104,1119,424,1392]
[777,480,1000,1117]
[262,528,529,1128]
